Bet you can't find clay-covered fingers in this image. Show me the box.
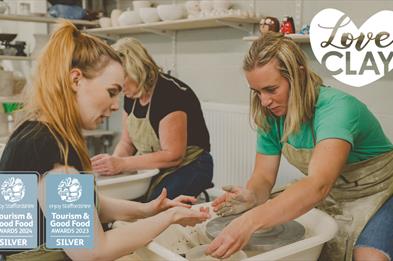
[206,235,225,255]
[211,193,228,209]
[221,241,243,259]
[216,205,235,217]
[206,236,235,259]
[221,185,237,193]
[212,185,243,211]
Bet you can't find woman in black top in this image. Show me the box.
[0,22,209,260]
[91,37,213,201]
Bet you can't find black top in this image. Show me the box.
[124,73,211,152]
[0,121,83,173]
[0,121,83,252]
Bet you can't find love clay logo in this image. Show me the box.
[310,9,393,87]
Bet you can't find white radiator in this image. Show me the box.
[201,102,256,189]
[201,102,304,196]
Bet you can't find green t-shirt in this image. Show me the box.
[256,86,393,164]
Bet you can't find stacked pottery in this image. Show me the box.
[118,8,142,26]
[139,7,160,24]
[111,9,122,27]
[99,17,112,28]
[157,4,186,21]
[200,0,213,17]
[185,1,200,19]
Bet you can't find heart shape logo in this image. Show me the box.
[310,9,393,87]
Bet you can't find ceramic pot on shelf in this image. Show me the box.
[118,9,142,26]
[99,17,112,28]
[185,1,200,18]
[111,9,122,27]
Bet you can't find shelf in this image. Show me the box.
[0,96,23,103]
[243,34,310,44]
[0,14,98,27]
[85,15,260,36]
[0,55,33,61]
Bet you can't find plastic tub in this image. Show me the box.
[186,244,247,261]
[96,169,159,200]
[135,202,338,260]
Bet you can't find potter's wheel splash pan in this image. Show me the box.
[205,214,306,252]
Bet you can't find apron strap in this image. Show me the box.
[130,98,137,114]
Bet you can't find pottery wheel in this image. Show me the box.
[205,215,305,251]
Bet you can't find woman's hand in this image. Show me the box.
[212,185,258,216]
[206,214,255,259]
[144,188,197,217]
[91,154,123,176]
[168,206,210,227]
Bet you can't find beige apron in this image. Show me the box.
[281,121,393,261]
[127,98,204,199]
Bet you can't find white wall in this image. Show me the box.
[105,0,393,187]
[106,0,393,136]
[104,0,393,185]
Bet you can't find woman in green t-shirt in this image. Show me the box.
[207,32,393,261]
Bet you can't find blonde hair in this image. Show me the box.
[112,37,161,97]
[243,32,322,142]
[21,21,121,170]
